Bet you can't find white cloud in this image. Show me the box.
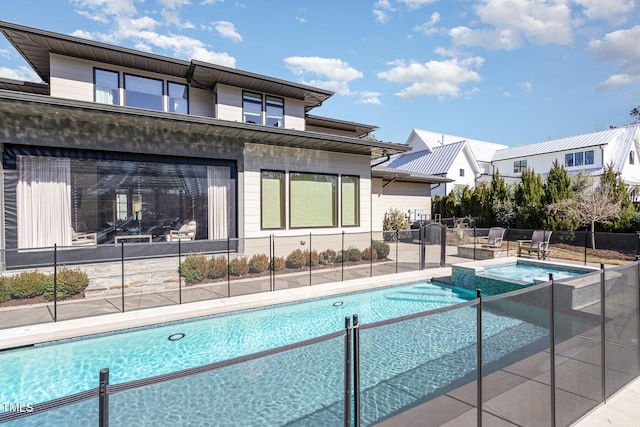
[413,12,441,35]
[590,25,640,90]
[504,91,512,96]
[451,0,573,50]
[0,48,12,59]
[519,81,533,92]
[573,0,635,23]
[373,9,389,23]
[357,91,383,105]
[69,0,237,67]
[201,0,223,4]
[377,57,484,99]
[373,0,393,23]
[0,66,42,82]
[398,0,438,9]
[284,57,363,95]
[214,21,242,42]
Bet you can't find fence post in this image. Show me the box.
[549,274,556,427]
[600,263,606,403]
[121,241,125,312]
[584,232,588,266]
[272,235,276,291]
[178,239,182,305]
[53,244,57,322]
[636,232,640,257]
[309,232,312,286]
[395,230,399,274]
[476,289,482,427]
[341,231,345,282]
[227,236,231,297]
[440,226,447,267]
[473,227,477,261]
[506,227,510,256]
[344,316,352,427]
[99,368,109,427]
[353,314,361,427]
[269,234,273,292]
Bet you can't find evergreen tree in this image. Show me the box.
[445,190,457,218]
[599,164,635,231]
[543,160,576,230]
[459,185,473,217]
[514,168,545,229]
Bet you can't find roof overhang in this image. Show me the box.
[0,21,333,111]
[371,166,454,184]
[0,77,49,95]
[305,114,377,138]
[0,90,409,159]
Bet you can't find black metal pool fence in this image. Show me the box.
[1,227,639,331]
[1,260,639,426]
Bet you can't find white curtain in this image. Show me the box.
[95,85,114,104]
[17,156,72,248]
[207,166,231,240]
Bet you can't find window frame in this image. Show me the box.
[513,160,527,173]
[123,73,164,112]
[565,153,574,167]
[585,150,594,165]
[265,95,284,127]
[243,91,263,125]
[167,81,189,114]
[575,151,584,166]
[93,68,120,105]
[341,175,360,227]
[289,171,338,229]
[260,169,285,230]
[630,151,635,165]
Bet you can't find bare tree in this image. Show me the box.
[548,186,621,249]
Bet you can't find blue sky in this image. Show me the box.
[0,0,639,147]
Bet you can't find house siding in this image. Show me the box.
[492,147,604,178]
[372,179,432,229]
[243,143,371,238]
[50,54,93,102]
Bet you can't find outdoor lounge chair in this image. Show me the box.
[71,222,97,246]
[476,227,505,248]
[166,220,196,241]
[517,230,552,260]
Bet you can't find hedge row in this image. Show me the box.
[0,268,89,303]
[180,241,390,285]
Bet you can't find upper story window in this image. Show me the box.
[513,160,527,173]
[266,96,284,127]
[124,74,163,111]
[459,168,465,177]
[630,151,635,165]
[168,82,188,114]
[94,69,119,105]
[585,150,594,165]
[575,151,584,166]
[243,92,262,124]
[565,153,574,167]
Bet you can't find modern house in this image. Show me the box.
[491,125,640,199]
[380,129,508,198]
[0,21,424,268]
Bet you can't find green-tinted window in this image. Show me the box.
[261,170,284,229]
[290,173,337,228]
[341,175,359,226]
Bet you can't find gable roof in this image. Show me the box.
[382,140,468,175]
[408,129,508,163]
[371,165,454,184]
[0,20,333,110]
[492,126,635,161]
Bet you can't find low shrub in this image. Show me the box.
[44,268,88,301]
[372,240,390,259]
[286,249,307,269]
[8,271,49,299]
[319,249,337,265]
[344,246,362,263]
[362,247,377,261]
[304,250,319,267]
[229,257,249,276]
[248,254,269,273]
[180,253,209,285]
[207,256,228,279]
[0,277,11,303]
[270,257,286,271]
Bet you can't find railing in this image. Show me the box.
[2,261,639,426]
[1,227,639,332]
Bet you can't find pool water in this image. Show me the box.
[1,281,549,425]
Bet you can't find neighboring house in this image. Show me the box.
[371,165,453,226]
[492,124,640,199]
[381,129,507,198]
[0,21,417,268]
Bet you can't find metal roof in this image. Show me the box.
[371,165,453,184]
[0,21,333,110]
[492,126,626,161]
[0,77,48,95]
[0,90,409,159]
[305,114,378,138]
[381,140,466,175]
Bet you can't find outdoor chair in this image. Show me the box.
[476,227,505,248]
[71,223,97,246]
[166,220,196,241]
[517,230,552,260]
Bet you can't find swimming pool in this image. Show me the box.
[482,262,588,283]
[1,280,549,425]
